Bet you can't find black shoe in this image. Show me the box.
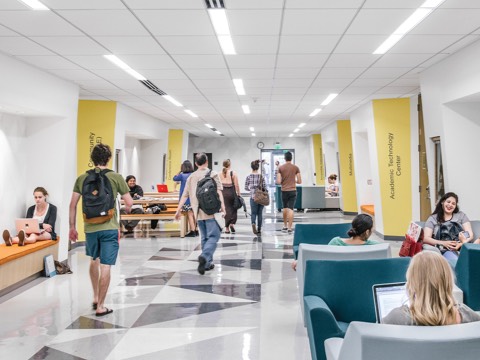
[198,255,206,275]
[195,230,199,236]
[230,225,235,233]
[185,231,196,237]
[206,264,215,271]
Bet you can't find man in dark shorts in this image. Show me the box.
[69,144,133,317]
[276,151,302,234]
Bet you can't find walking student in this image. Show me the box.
[174,153,225,275]
[276,151,301,234]
[69,143,133,317]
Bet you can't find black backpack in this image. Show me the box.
[196,170,221,215]
[82,168,115,224]
[435,221,463,241]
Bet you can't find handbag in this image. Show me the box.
[230,171,244,210]
[399,234,423,257]
[253,175,270,206]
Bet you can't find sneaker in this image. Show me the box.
[185,231,196,237]
[288,229,293,234]
[2,230,12,246]
[18,229,25,246]
[251,224,257,235]
[206,264,215,271]
[257,228,262,236]
[281,227,288,232]
[197,255,206,275]
[195,230,199,236]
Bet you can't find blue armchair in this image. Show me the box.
[455,243,480,311]
[304,257,411,360]
[293,223,351,259]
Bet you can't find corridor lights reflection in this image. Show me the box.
[242,333,252,360]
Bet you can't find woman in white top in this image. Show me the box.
[2,187,57,246]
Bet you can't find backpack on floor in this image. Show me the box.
[196,170,221,215]
[82,168,115,224]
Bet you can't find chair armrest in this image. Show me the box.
[305,295,346,360]
[325,338,343,360]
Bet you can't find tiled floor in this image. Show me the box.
[0,206,400,359]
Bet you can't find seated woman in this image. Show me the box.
[422,192,473,260]
[121,175,144,234]
[291,214,378,270]
[383,251,480,325]
[325,174,339,197]
[2,187,57,246]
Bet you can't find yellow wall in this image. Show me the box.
[166,129,185,191]
[337,120,358,213]
[312,134,325,185]
[373,99,412,237]
[76,100,117,239]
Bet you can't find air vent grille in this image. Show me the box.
[205,0,225,9]
[140,80,167,96]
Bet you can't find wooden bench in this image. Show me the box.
[0,239,59,294]
[120,213,187,237]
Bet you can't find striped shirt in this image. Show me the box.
[244,173,267,198]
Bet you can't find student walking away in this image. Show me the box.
[174,153,225,275]
[3,187,57,246]
[120,175,144,234]
[219,159,240,234]
[245,160,267,235]
[276,151,301,234]
[68,143,133,317]
[173,160,197,237]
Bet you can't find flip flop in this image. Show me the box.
[95,308,113,317]
[92,303,98,310]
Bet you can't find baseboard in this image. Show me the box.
[342,211,358,215]
[0,272,41,298]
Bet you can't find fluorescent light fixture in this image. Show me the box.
[373,0,445,54]
[249,127,254,132]
[233,79,246,95]
[214,130,222,135]
[293,128,300,133]
[18,0,49,10]
[208,9,231,35]
[242,105,250,114]
[104,54,146,81]
[205,124,214,129]
[184,110,198,118]
[252,133,256,137]
[298,123,306,128]
[218,35,236,55]
[309,108,322,117]
[289,134,294,137]
[321,93,338,106]
[163,95,183,107]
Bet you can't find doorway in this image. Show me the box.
[260,149,295,187]
[193,153,213,171]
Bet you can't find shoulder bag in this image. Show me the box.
[253,174,270,206]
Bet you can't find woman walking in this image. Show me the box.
[245,160,267,235]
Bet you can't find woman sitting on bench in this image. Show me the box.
[3,187,57,246]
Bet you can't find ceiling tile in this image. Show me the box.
[373,53,434,68]
[283,9,357,35]
[335,35,389,54]
[325,54,379,67]
[226,0,284,9]
[94,36,166,55]
[0,23,20,36]
[286,0,364,8]
[350,78,393,87]
[193,79,235,89]
[156,35,221,55]
[228,10,282,35]
[279,35,340,54]
[16,55,82,69]
[363,0,423,8]
[226,54,276,68]
[119,55,179,69]
[0,37,54,55]
[346,9,415,35]
[442,35,480,54]
[233,36,279,54]
[31,36,107,55]
[231,68,274,79]
[42,0,126,9]
[275,67,320,79]
[312,78,353,88]
[57,10,149,36]
[360,67,411,78]
[141,69,188,79]
[49,69,102,81]
[0,11,83,36]
[410,9,480,35]
[390,34,464,54]
[183,68,231,80]
[134,10,214,36]
[171,54,225,69]
[124,0,204,9]
[277,54,328,68]
[318,67,367,78]
[440,0,480,9]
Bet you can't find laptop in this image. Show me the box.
[15,218,41,235]
[373,282,409,323]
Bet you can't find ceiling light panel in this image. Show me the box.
[18,0,49,10]
[233,79,246,95]
[321,93,338,106]
[103,55,146,80]
[242,105,250,114]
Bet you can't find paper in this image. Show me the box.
[407,222,423,242]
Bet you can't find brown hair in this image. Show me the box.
[222,159,231,177]
[33,187,48,197]
[328,174,337,181]
[251,160,260,171]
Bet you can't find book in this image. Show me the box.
[407,222,423,242]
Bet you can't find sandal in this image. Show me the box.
[230,225,235,233]
[225,230,230,234]
[92,303,98,310]
[95,308,113,317]
[2,230,12,246]
[18,230,25,246]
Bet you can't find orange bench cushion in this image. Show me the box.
[0,240,57,266]
[360,205,375,216]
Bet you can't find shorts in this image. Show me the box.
[85,229,119,265]
[282,190,297,210]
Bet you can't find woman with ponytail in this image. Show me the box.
[219,159,240,234]
[327,214,379,246]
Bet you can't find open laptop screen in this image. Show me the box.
[373,282,408,323]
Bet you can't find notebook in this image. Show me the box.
[373,282,409,323]
[15,218,40,235]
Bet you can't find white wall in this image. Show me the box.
[321,123,339,180]
[420,39,480,219]
[188,136,315,188]
[0,52,79,261]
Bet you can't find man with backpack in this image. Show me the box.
[69,143,133,317]
[174,153,225,275]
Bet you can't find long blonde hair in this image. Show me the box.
[222,159,231,177]
[407,251,458,325]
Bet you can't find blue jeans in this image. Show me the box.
[197,219,221,267]
[250,198,264,229]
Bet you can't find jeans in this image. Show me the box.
[250,198,264,229]
[197,218,221,267]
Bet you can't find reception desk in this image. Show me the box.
[275,186,341,211]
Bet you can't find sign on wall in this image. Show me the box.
[337,120,358,214]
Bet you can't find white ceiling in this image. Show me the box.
[1,0,480,137]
